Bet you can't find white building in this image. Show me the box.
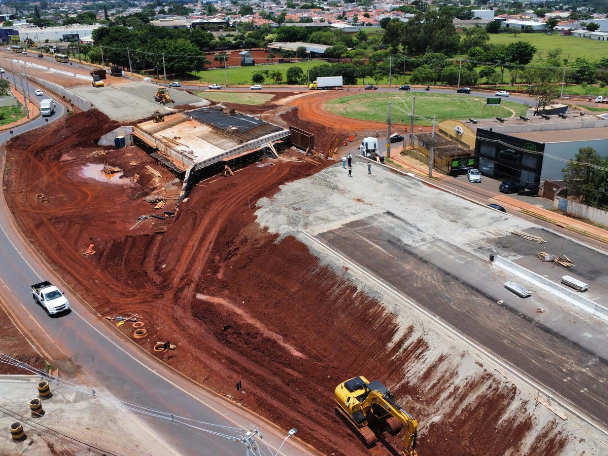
[15,25,101,43]
[572,29,591,38]
[588,31,608,40]
[503,20,547,31]
[471,9,494,20]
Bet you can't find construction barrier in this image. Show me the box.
[38,380,51,398]
[11,422,26,441]
[29,398,44,417]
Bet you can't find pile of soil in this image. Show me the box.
[4,110,570,455]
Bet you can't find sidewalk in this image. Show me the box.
[386,151,608,245]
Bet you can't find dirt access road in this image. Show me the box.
[4,108,595,455]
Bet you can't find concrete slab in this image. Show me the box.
[0,376,178,456]
[71,82,209,122]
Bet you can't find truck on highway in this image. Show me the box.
[595,96,608,104]
[359,137,384,162]
[110,65,123,76]
[40,99,55,117]
[31,281,70,315]
[309,76,343,90]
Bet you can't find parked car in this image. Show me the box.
[499,181,525,194]
[487,203,506,213]
[168,81,181,87]
[208,84,222,89]
[0,68,4,73]
[250,84,263,90]
[389,133,404,143]
[21,51,27,55]
[37,53,43,58]
[467,168,482,183]
[35,89,43,96]
[457,87,471,94]
[365,85,378,90]
[495,90,510,97]
[398,85,410,91]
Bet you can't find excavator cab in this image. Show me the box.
[154,87,173,105]
[335,376,418,454]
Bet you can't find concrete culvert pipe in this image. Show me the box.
[154,343,167,352]
[133,328,147,339]
[29,398,44,417]
[132,322,144,328]
[11,422,26,441]
[38,381,51,398]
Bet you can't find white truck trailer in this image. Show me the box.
[309,76,343,90]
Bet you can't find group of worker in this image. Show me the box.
[342,152,372,177]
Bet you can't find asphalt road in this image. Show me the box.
[0,72,311,456]
[318,212,608,429]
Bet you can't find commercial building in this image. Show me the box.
[267,41,331,56]
[474,117,608,186]
[471,9,495,20]
[503,20,547,31]
[14,25,101,43]
[0,28,18,43]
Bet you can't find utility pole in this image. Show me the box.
[127,47,132,74]
[457,59,462,89]
[224,55,227,85]
[9,60,17,89]
[389,56,392,87]
[409,96,415,147]
[76,40,81,63]
[100,45,104,67]
[307,51,310,87]
[560,66,566,98]
[162,54,167,82]
[387,102,391,158]
[23,65,31,105]
[429,116,436,178]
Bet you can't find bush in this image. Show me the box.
[252,72,265,83]
[286,66,304,84]
[409,67,437,85]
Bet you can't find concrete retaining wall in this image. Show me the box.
[493,255,608,322]
[97,126,134,147]
[554,197,608,226]
[28,76,92,112]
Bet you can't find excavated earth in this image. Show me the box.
[2,109,594,455]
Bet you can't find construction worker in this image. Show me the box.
[348,165,352,177]
[347,153,352,168]
[342,155,347,169]
[368,162,372,175]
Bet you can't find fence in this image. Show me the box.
[554,197,608,226]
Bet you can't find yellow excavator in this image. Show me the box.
[335,376,418,455]
[154,87,173,105]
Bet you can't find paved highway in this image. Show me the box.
[0,70,312,456]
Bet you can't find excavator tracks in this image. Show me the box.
[334,407,378,447]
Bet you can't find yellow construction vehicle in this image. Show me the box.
[92,74,105,88]
[152,110,166,123]
[335,376,418,454]
[154,87,173,105]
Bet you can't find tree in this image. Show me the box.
[356,30,367,42]
[252,72,265,83]
[34,5,41,18]
[363,13,370,18]
[546,17,559,30]
[401,10,460,56]
[460,26,489,52]
[286,66,304,84]
[572,57,596,84]
[409,67,436,84]
[352,14,358,24]
[562,147,608,209]
[527,81,558,114]
[295,46,307,58]
[586,22,600,31]
[479,66,496,82]
[270,70,283,84]
[205,3,218,15]
[379,17,391,29]
[239,5,254,15]
[2,20,13,26]
[485,20,501,34]
[0,79,10,97]
[383,19,405,49]
[40,0,49,9]
[104,4,109,20]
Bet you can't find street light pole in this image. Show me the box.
[127,46,132,74]
[409,96,415,146]
[429,115,436,178]
[560,66,566,98]
[162,54,167,82]
[224,54,227,85]
[457,58,461,89]
[389,56,392,87]
[387,102,391,158]
[307,51,310,87]
[275,428,297,456]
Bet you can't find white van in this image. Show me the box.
[40,99,55,117]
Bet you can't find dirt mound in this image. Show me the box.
[4,110,574,455]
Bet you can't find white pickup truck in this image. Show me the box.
[31,281,70,315]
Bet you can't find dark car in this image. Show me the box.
[499,181,525,194]
[365,85,379,90]
[457,87,471,94]
[488,204,506,213]
[37,53,43,58]
[399,85,411,91]
[389,133,404,143]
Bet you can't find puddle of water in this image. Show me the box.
[81,163,127,184]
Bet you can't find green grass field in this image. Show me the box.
[325,92,528,126]
[488,33,607,62]
[195,91,275,105]
[191,61,326,85]
[0,105,25,126]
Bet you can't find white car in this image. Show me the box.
[21,51,27,54]
[168,81,181,87]
[467,168,482,183]
[35,89,43,96]
[495,91,510,97]
[0,68,4,73]
[208,84,222,89]
[250,85,263,90]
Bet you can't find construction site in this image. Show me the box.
[3,64,608,455]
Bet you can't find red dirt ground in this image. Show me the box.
[4,110,570,455]
[0,306,45,374]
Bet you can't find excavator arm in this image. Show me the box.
[362,391,418,456]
